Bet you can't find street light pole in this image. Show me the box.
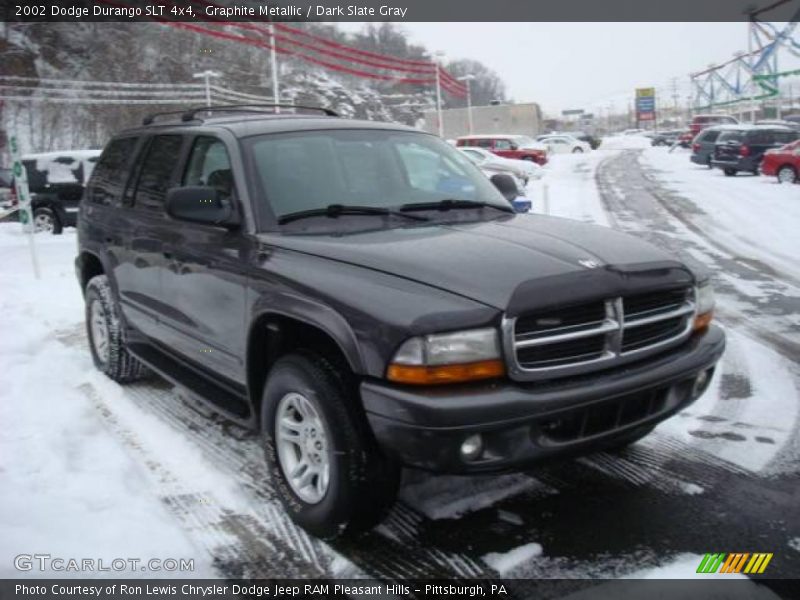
[458,74,476,134]
[192,70,221,108]
[268,23,280,113]
[434,51,445,138]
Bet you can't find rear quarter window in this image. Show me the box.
[87,137,139,206]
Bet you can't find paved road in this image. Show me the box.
[55,149,800,595]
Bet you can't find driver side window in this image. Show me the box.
[183,137,235,201]
[494,140,512,150]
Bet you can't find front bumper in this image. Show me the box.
[362,325,725,473]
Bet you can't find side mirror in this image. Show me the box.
[166,186,240,228]
[490,173,519,202]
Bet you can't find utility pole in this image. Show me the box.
[192,70,221,108]
[671,77,680,125]
[434,51,445,137]
[268,23,280,113]
[457,74,476,135]
[748,21,757,123]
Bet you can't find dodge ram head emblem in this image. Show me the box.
[578,259,601,269]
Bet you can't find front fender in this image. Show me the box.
[249,293,365,374]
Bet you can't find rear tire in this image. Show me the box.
[85,275,149,383]
[777,165,797,184]
[33,207,62,235]
[572,147,584,153]
[723,168,737,177]
[262,351,400,539]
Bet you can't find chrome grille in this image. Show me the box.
[505,287,695,380]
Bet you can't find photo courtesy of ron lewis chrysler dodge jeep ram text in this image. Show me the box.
[75,105,724,539]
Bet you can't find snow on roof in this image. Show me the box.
[21,149,102,185]
[22,149,102,161]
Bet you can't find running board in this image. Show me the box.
[128,342,254,428]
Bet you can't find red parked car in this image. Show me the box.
[689,114,738,137]
[760,139,800,184]
[456,135,548,165]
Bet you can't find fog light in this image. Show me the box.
[460,434,484,461]
[692,369,713,398]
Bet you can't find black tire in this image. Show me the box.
[33,206,62,235]
[85,274,149,383]
[572,147,584,153]
[262,351,400,539]
[723,168,737,177]
[522,156,536,162]
[604,425,656,451]
[777,165,797,184]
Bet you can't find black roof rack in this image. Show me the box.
[142,104,338,127]
[142,110,193,126]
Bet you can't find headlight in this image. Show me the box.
[387,328,504,385]
[694,282,715,332]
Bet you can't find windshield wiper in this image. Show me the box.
[279,204,429,225]
[400,199,513,213]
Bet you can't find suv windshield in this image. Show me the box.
[244,129,509,225]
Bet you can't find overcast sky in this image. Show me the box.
[338,22,786,116]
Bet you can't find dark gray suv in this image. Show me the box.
[75,105,725,539]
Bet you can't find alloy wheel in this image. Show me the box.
[34,211,54,233]
[777,167,796,184]
[275,392,330,504]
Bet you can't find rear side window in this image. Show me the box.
[717,130,745,143]
[700,130,721,143]
[775,131,799,145]
[747,131,766,144]
[133,135,183,213]
[475,139,493,148]
[88,138,138,205]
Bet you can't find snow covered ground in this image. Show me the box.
[639,145,800,283]
[1,136,798,585]
[0,229,216,578]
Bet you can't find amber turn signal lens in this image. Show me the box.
[387,359,505,385]
[693,311,713,332]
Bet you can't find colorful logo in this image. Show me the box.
[697,553,773,574]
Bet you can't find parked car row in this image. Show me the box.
[689,123,799,183]
[456,134,549,165]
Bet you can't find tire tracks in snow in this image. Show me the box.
[69,333,493,581]
[76,381,325,579]
[594,148,800,475]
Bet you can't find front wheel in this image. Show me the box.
[723,168,737,177]
[522,156,536,162]
[33,207,62,235]
[572,147,584,154]
[262,352,400,539]
[777,165,797,184]
[85,275,149,383]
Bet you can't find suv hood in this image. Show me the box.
[264,215,693,310]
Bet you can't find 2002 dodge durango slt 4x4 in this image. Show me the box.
[76,105,725,538]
